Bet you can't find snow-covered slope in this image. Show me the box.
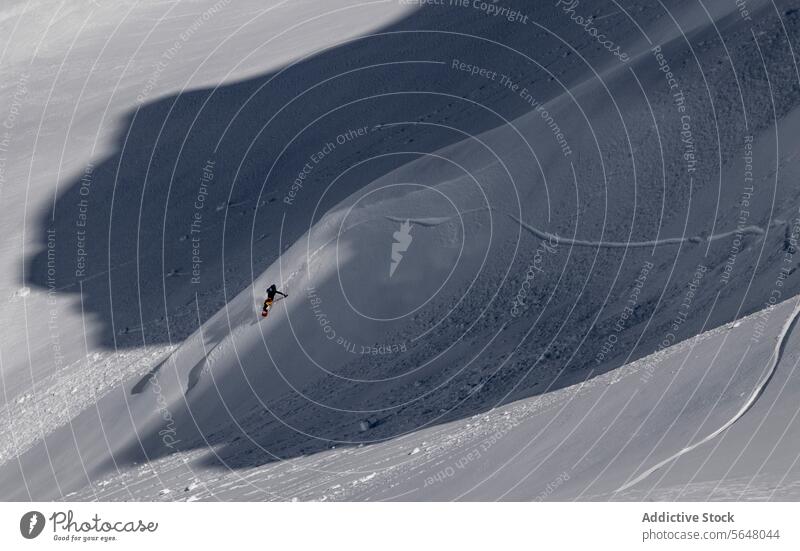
[36,295,800,501]
[2,0,800,500]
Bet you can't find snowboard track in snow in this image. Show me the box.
[615,298,800,493]
[387,209,778,249]
[508,213,776,249]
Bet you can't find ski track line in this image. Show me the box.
[385,207,490,227]
[508,213,771,248]
[615,299,800,493]
[387,208,774,248]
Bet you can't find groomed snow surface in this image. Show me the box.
[1,0,800,501]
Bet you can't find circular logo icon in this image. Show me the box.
[20,511,45,539]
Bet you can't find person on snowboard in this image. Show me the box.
[262,284,288,316]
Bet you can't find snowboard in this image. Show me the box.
[261,295,287,318]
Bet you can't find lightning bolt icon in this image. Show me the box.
[390,220,413,277]
[28,513,38,535]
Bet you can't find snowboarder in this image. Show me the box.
[262,284,288,317]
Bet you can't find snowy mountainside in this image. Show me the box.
[57,295,800,501]
[1,0,800,500]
